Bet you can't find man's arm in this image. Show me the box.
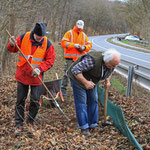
[77,34,92,53]
[7,35,22,53]
[84,34,92,53]
[101,75,111,88]
[75,73,95,89]
[71,55,95,89]
[61,31,76,49]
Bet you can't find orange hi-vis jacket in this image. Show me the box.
[61,26,92,61]
[18,32,47,68]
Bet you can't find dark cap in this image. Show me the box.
[33,22,47,36]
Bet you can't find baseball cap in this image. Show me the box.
[76,20,84,29]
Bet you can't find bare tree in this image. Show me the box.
[0,0,130,76]
[1,0,16,76]
[118,0,150,40]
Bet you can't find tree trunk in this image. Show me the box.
[1,0,15,75]
[51,0,60,42]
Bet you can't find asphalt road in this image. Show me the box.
[88,34,150,69]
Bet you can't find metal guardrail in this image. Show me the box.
[136,40,150,47]
[115,59,150,91]
[126,66,134,97]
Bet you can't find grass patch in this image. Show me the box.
[110,72,127,95]
[111,77,126,95]
[121,40,150,49]
[107,37,150,53]
[121,40,136,44]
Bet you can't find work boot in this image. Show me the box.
[81,128,91,137]
[14,126,23,137]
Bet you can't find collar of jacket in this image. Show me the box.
[30,31,44,46]
[73,26,83,33]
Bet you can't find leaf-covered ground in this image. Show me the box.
[0,45,150,150]
[0,74,149,150]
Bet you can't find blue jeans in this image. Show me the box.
[70,78,98,129]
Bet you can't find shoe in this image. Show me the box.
[90,126,102,132]
[81,128,91,137]
[14,126,23,137]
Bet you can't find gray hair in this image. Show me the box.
[103,49,121,63]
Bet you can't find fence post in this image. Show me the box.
[126,66,134,97]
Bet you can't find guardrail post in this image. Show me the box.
[126,66,134,97]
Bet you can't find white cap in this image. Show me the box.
[76,20,84,29]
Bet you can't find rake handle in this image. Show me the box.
[104,79,108,122]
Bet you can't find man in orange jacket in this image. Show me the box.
[61,20,92,96]
[7,22,55,136]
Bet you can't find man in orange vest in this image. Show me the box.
[61,20,92,96]
[7,22,55,136]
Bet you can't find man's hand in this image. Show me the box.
[75,74,95,89]
[75,44,85,53]
[75,44,82,53]
[32,68,41,77]
[74,44,80,49]
[103,80,111,88]
[84,81,95,89]
[9,36,16,46]
[80,45,86,51]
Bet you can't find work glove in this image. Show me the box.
[9,36,16,46]
[32,68,41,77]
[80,45,86,51]
[74,44,80,49]
[75,44,85,52]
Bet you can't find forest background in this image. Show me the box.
[1,0,150,76]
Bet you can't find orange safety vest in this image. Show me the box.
[61,27,92,61]
[17,32,47,68]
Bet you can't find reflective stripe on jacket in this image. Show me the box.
[17,32,47,68]
[61,26,92,61]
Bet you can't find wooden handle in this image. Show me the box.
[55,73,58,79]
[104,79,108,122]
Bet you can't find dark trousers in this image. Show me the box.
[15,81,42,127]
[61,58,74,91]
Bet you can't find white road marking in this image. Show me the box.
[91,39,150,64]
